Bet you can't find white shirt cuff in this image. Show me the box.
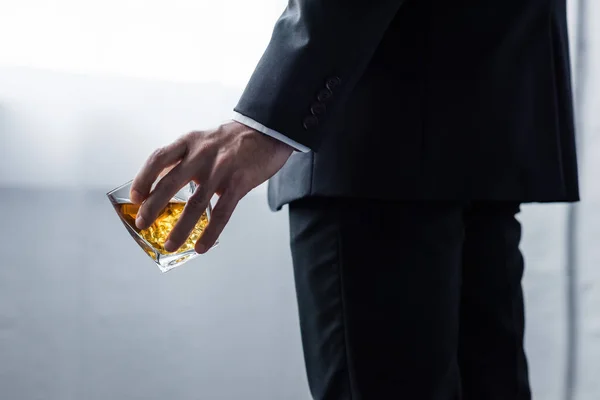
[232,111,311,153]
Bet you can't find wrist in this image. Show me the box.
[230,121,294,155]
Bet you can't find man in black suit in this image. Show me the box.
[130,0,579,398]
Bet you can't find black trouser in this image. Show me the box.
[288,198,531,400]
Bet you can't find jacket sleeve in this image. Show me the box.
[233,0,408,151]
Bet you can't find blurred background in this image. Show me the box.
[0,0,598,399]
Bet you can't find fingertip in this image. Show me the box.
[135,215,147,230]
[195,243,207,254]
[164,240,177,253]
[130,189,145,204]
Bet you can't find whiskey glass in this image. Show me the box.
[106,180,215,272]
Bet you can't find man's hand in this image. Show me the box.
[130,121,293,253]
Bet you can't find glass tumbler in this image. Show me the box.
[106,180,215,272]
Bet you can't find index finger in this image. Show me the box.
[130,138,188,204]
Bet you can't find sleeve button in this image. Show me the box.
[326,76,341,90]
[303,115,319,130]
[317,89,333,102]
[310,102,327,116]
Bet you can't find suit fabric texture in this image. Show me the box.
[234,0,579,208]
[234,1,579,399]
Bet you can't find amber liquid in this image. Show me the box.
[117,202,209,254]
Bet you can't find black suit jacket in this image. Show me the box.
[234,0,580,210]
